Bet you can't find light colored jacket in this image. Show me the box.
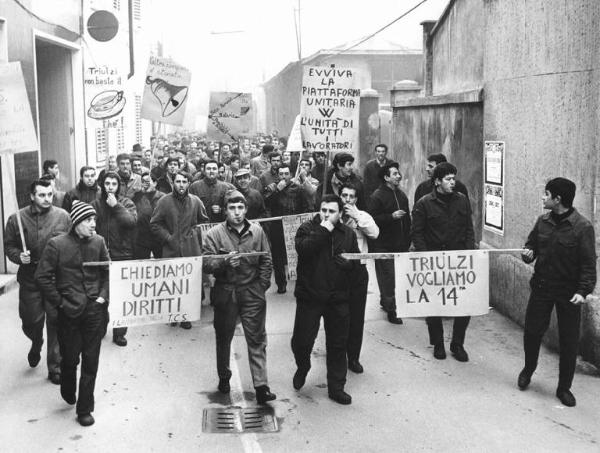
[343,209,379,260]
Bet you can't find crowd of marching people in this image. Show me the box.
[4,133,595,425]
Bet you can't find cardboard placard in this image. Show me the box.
[282,213,315,280]
[207,92,254,141]
[395,250,489,317]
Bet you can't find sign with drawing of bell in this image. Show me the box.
[141,56,191,126]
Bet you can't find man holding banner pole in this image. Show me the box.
[202,191,276,404]
[411,162,474,362]
[519,177,596,407]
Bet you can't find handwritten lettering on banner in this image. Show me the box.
[300,66,360,154]
[109,257,203,328]
[282,213,315,281]
[207,92,254,142]
[394,250,489,317]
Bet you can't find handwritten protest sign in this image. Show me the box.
[394,250,489,317]
[109,257,203,328]
[300,66,360,154]
[141,56,191,126]
[0,62,38,153]
[207,92,254,141]
[282,213,315,280]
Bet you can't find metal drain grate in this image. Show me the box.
[202,406,279,433]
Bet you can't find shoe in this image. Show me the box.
[450,343,469,362]
[387,311,403,325]
[277,284,287,294]
[61,388,76,405]
[517,369,532,390]
[556,389,576,407]
[27,344,42,368]
[113,336,127,347]
[255,385,277,404]
[328,390,352,405]
[433,343,447,360]
[218,378,231,394]
[77,413,95,427]
[48,372,61,385]
[293,368,309,390]
[180,321,192,330]
[348,359,364,374]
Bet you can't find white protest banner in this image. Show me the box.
[300,66,360,154]
[141,56,191,126]
[207,92,254,141]
[287,114,303,152]
[394,250,489,317]
[282,213,315,280]
[0,62,39,153]
[109,257,203,328]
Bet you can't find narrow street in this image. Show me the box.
[1,266,598,453]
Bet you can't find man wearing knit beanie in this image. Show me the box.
[36,200,110,426]
[519,177,596,407]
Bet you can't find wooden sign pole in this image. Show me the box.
[2,153,27,253]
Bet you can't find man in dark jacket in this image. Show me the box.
[155,157,180,194]
[411,162,474,362]
[62,166,100,212]
[92,171,137,347]
[413,153,469,205]
[291,194,360,405]
[35,201,109,427]
[4,179,72,384]
[202,191,275,404]
[258,151,282,200]
[317,152,367,210]
[519,177,596,407]
[233,168,266,219]
[368,162,411,324]
[150,171,208,329]
[363,144,395,199]
[264,164,310,294]
[189,159,235,223]
[132,172,164,259]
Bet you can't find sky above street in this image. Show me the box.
[147,0,449,126]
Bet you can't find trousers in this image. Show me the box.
[267,222,287,287]
[371,245,396,312]
[58,300,106,415]
[426,316,471,346]
[347,265,369,361]
[523,283,581,391]
[19,284,60,373]
[291,300,349,392]
[213,283,268,387]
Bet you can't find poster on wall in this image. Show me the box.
[483,141,505,235]
[207,92,254,142]
[299,66,361,155]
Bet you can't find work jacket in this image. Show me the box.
[317,170,367,210]
[265,181,310,217]
[35,230,109,318]
[4,205,72,285]
[414,179,469,205]
[368,184,411,252]
[237,187,267,219]
[150,192,208,258]
[294,214,360,305]
[411,190,474,252]
[524,209,596,296]
[188,178,235,222]
[62,181,100,212]
[363,158,394,197]
[92,195,137,260]
[132,190,164,247]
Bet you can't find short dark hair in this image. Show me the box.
[131,156,142,164]
[116,153,131,164]
[40,173,55,181]
[225,194,247,207]
[174,171,191,182]
[546,177,576,208]
[268,151,281,162]
[132,143,142,152]
[340,182,358,195]
[333,152,354,170]
[166,156,180,166]
[204,159,218,167]
[262,144,275,154]
[320,194,343,212]
[42,159,58,173]
[30,178,52,194]
[375,144,388,152]
[80,165,95,178]
[378,162,400,181]
[230,154,240,163]
[140,171,151,180]
[427,153,447,165]
[299,158,312,169]
[278,165,291,173]
[432,162,457,181]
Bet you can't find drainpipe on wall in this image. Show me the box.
[420,20,437,97]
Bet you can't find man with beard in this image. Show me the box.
[132,173,164,259]
[291,194,360,405]
[368,162,411,325]
[35,201,109,426]
[63,166,100,212]
[233,168,266,219]
[156,157,180,194]
[92,172,137,346]
[264,165,310,294]
[202,191,275,403]
[5,179,72,385]
[116,153,142,199]
[150,171,208,329]
[189,159,235,223]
